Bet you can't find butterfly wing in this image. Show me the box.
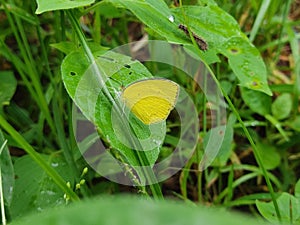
[121,79,179,124]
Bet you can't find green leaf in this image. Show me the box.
[50,42,77,55]
[240,87,272,116]
[0,131,14,208]
[256,141,281,170]
[221,37,271,95]
[0,71,17,114]
[10,154,72,219]
[35,0,95,14]
[271,93,292,120]
[11,195,274,225]
[256,192,300,224]
[61,49,163,174]
[106,0,271,95]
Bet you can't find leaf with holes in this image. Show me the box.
[61,49,165,184]
[221,37,270,94]
[106,0,272,95]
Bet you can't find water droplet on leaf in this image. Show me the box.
[168,15,175,23]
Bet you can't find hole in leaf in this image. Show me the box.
[70,71,76,76]
[129,72,132,75]
[124,64,131,69]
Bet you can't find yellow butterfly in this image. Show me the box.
[121,78,179,125]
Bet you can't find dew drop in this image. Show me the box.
[168,15,175,23]
[153,139,162,146]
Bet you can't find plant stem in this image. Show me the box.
[0,115,80,201]
[249,0,271,42]
[2,0,56,134]
[203,63,281,221]
[66,10,163,199]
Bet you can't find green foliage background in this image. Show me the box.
[0,0,299,224]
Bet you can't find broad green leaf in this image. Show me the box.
[35,0,95,14]
[10,154,72,219]
[221,37,270,93]
[256,192,300,224]
[271,93,292,120]
[106,0,272,95]
[256,141,280,170]
[11,195,274,225]
[240,87,272,116]
[61,49,164,176]
[0,131,14,208]
[0,71,17,114]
